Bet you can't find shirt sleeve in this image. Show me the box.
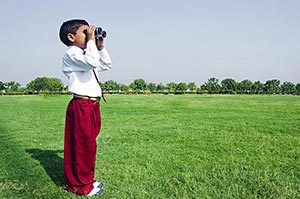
[63,40,112,72]
[98,48,112,71]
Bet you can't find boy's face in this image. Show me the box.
[68,25,89,49]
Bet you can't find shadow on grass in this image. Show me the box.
[26,149,64,187]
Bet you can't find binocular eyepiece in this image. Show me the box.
[84,27,107,39]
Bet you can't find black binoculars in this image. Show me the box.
[95,27,107,39]
[84,27,107,39]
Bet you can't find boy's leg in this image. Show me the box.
[64,99,101,195]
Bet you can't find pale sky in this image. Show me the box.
[0,0,299,86]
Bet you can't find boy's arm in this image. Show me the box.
[63,40,111,72]
[96,37,112,71]
[63,25,111,72]
[96,37,105,51]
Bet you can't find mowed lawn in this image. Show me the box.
[0,94,299,199]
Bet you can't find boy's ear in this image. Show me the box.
[67,33,75,43]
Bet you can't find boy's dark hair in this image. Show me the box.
[59,19,89,46]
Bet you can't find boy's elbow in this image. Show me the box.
[107,62,112,70]
[100,61,112,71]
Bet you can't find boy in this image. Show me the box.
[59,19,112,196]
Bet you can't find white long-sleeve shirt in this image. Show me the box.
[62,40,112,97]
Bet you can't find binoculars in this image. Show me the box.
[84,27,107,39]
[95,27,107,39]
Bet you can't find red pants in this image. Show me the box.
[64,98,101,195]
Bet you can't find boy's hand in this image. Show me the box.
[96,37,105,51]
[86,26,96,41]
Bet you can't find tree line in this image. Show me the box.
[1,77,300,95]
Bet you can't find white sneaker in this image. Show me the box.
[93,181,103,189]
[87,187,102,196]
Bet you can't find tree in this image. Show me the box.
[281,81,296,95]
[187,82,197,92]
[26,77,64,92]
[264,79,280,94]
[103,80,119,92]
[156,83,165,92]
[203,77,220,94]
[147,82,157,92]
[5,81,21,92]
[129,78,147,92]
[252,81,264,94]
[47,78,65,91]
[118,83,129,92]
[175,82,188,94]
[27,78,44,91]
[296,83,300,95]
[238,79,253,94]
[0,81,5,91]
[166,82,177,93]
[221,78,237,94]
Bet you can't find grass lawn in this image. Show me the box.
[0,94,299,198]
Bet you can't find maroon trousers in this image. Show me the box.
[64,98,101,195]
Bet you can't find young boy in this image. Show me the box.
[59,19,112,196]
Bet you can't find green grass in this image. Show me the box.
[0,94,299,198]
